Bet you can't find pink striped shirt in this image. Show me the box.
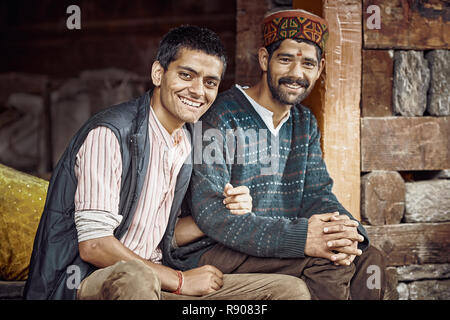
[74,106,190,262]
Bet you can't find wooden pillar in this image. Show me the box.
[294,0,362,220]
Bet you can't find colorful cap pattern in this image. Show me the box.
[263,9,329,52]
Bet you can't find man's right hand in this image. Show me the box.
[304,212,363,263]
[181,265,224,296]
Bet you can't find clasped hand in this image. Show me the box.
[304,212,364,266]
[222,185,364,266]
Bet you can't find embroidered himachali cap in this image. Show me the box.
[263,9,329,52]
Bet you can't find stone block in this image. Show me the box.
[408,279,450,300]
[361,171,405,225]
[396,264,450,281]
[397,282,409,300]
[404,180,450,223]
[425,50,450,116]
[438,169,450,179]
[393,51,430,116]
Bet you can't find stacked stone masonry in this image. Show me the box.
[361,0,449,300]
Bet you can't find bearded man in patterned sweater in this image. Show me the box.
[163,9,387,300]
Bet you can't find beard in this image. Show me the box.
[267,67,313,106]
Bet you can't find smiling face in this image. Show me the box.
[151,47,224,133]
[265,39,324,106]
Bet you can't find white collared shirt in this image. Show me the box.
[235,84,290,136]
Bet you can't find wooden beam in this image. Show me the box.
[361,50,394,117]
[295,0,362,220]
[361,117,450,171]
[365,222,450,266]
[363,0,450,49]
[321,0,362,220]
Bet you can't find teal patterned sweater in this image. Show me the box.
[171,86,369,268]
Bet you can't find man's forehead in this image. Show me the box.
[276,39,318,57]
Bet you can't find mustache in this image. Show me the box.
[278,77,310,88]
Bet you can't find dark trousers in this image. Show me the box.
[199,244,386,300]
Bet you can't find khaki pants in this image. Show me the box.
[77,259,311,300]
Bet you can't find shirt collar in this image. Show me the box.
[149,105,184,148]
[235,84,290,136]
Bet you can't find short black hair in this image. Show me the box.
[156,25,227,79]
[266,38,322,63]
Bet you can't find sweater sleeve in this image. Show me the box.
[188,117,309,258]
[299,114,369,250]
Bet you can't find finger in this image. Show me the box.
[326,238,354,248]
[334,258,352,266]
[349,254,357,263]
[226,185,250,196]
[213,275,224,289]
[318,212,340,222]
[224,194,251,205]
[223,183,233,196]
[323,222,358,234]
[226,202,251,210]
[344,219,359,227]
[230,209,250,215]
[209,265,223,278]
[330,252,349,263]
[224,194,250,204]
[331,214,349,221]
[330,215,360,228]
[326,231,365,242]
[332,245,362,256]
[335,253,357,266]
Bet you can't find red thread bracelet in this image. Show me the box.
[172,270,184,295]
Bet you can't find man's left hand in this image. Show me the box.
[223,183,253,215]
[324,214,363,266]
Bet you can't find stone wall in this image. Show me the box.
[362,0,450,300]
